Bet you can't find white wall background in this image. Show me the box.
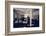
[0,0,46,36]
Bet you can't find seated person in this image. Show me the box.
[31,15,39,27]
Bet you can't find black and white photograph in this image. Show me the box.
[10,5,43,32]
[13,8,39,28]
[5,2,45,35]
[5,0,45,36]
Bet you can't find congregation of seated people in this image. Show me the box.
[13,16,39,28]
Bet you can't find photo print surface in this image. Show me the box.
[13,8,39,28]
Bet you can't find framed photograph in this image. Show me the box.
[5,1,45,36]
